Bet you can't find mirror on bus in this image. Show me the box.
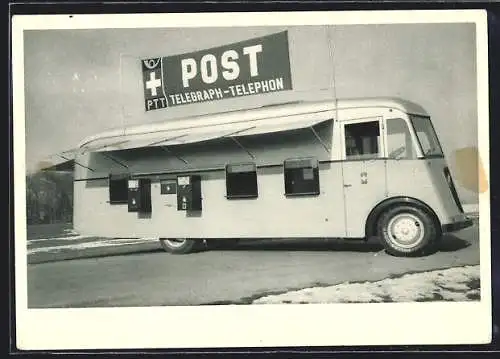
[386,118,416,160]
[344,121,380,160]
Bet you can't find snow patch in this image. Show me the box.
[28,235,88,243]
[253,265,480,304]
[27,238,159,254]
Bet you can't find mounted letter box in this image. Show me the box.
[128,178,152,213]
[177,175,202,211]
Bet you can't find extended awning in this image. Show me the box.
[81,126,252,153]
[232,117,331,137]
[38,148,99,173]
[37,149,78,172]
[80,115,333,153]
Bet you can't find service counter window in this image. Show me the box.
[109,175,128,204]
[284,158,320,196]
[226,163,258,199]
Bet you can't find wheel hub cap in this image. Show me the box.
[164,239,186,248]
[387,213,425,249]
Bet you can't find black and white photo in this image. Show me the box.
[13,10,491,349]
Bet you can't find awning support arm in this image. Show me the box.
[229,136,255,160]
[309,126,331,154]
[90,140,130,152]
[222,126,257,160]
[57,154,95,172]
[147,134,189,147]
[159,146,189,165]
[100,152,129,170]
[226,126,257,137]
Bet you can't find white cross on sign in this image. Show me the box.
[146,71,162,97]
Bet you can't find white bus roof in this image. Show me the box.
[78,97,429,151]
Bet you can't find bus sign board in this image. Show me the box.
[141,31,293,112]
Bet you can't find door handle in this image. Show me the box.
[344,184,352,188]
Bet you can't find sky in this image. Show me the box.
[22,23,479,203]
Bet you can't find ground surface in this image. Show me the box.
[26,221,480,308]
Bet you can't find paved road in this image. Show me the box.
[27,224,480,308]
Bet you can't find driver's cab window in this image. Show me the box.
[386,118,416,159]
[344,121,380,160]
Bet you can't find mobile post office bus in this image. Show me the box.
[52,97,472,256]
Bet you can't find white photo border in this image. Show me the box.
[13,10,491,350]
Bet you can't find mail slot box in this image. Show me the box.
[177,175,202,211]
[128,178,152,213]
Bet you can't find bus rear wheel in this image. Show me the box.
[159,238,199,254]
[377,205,440,257]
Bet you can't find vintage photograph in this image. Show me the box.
[13,10,491,349]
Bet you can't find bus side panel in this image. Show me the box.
[341,160,388,238]
[153,163,346,239]
[73,152,158,237]
[73,163,346,239]
[72,120,348,239]
[385,159,453,224]
[425,158,465,221]
[73,178,156,237]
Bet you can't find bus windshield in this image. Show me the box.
[410,115,444,158]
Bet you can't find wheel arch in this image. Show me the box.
[365,196,442,238]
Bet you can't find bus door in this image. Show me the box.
[340,117,387,238]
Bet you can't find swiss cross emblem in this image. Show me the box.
[142,58,168,111]
[145,71,162,96]
[142,58,163,96]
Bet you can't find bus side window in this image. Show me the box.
[109,175,128,204]
[284,158,320,196]
[344,121,380,160]
[226,163,258,199]
[386,118,415,159]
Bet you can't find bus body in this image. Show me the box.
[60,97,472,256]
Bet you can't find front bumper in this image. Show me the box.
[441,216,474,233]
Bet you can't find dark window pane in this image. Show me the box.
[109,177,128,204]
[284,158,320,196]
[226,163,258,199]
[345,121,380,160]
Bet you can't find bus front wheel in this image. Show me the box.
[159,238,199,254]
[377,205,440,257]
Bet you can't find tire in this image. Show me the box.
[159,238,199,254]
[376,205,440,257]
